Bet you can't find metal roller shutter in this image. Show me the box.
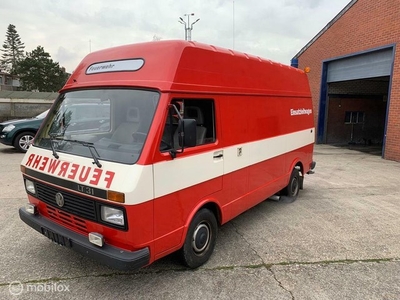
[327,48,393,83]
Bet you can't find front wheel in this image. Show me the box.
[180,208,218,269]
[13,132,35,153]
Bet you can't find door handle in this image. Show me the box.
[213,150,223,159]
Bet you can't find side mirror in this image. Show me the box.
[178,119,196,148]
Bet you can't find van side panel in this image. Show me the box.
[216,91,314,221]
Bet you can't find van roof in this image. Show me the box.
[63,40,310,97]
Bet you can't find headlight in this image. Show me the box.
[101,206,125,226]
[25,179,36,194]
[2,124,15,133]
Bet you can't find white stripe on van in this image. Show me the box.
[152,128,314,200]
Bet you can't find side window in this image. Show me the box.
[345,111,364,124]
[160,99,216,151]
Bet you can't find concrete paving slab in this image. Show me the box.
[272,260,400,300]
[1,267,293,300]
[0,143,399,299]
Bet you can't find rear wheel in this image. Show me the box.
[282,168,300,199]
[181,208,217,268]
[13,132,35,153]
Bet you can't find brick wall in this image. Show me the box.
[328,80,390,95]
[297,0,400,161]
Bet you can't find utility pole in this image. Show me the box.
[232,0,235,49]
[179,13,200,41]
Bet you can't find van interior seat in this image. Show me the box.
[111,107,140,143]
[184,106,207,145]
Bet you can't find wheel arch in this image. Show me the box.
[201,202,222,226]
[288,159,305,189]
[11,129,37,145]
[180,199,222,246]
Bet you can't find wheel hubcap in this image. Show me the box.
[291,177,299,195]
[19,135,33,150]
[192,223,210,253]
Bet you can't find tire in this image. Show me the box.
[282,168,300,199]
[181,208,218,269]
[13,132,35,153]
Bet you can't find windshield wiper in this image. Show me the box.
[56,138,102,168]
[87,144,102,168]
[49,134,60,159]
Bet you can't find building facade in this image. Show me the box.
[293,0,400,161]
[0,71,20,91]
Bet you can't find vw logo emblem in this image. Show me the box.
[55,193,65,207]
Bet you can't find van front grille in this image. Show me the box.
[35,181,97,221]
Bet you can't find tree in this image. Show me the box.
[16,46,69,92]
[1,24,25,74]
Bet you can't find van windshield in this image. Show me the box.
[34,89,160,164]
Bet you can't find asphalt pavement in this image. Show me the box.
[0,143,399,299]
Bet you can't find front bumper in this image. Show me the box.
[19,207,150,271]
[0,134,12,146]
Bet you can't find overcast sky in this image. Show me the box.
[1,0,351,73]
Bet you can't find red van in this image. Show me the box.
[19,40,315,270]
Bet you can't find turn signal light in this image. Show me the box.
[107,190,125,203]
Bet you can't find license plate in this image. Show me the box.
[41,227,72,248]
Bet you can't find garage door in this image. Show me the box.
[327,48,393,83]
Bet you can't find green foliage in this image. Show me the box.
[16,46,69,92]
[1,24,25,74]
